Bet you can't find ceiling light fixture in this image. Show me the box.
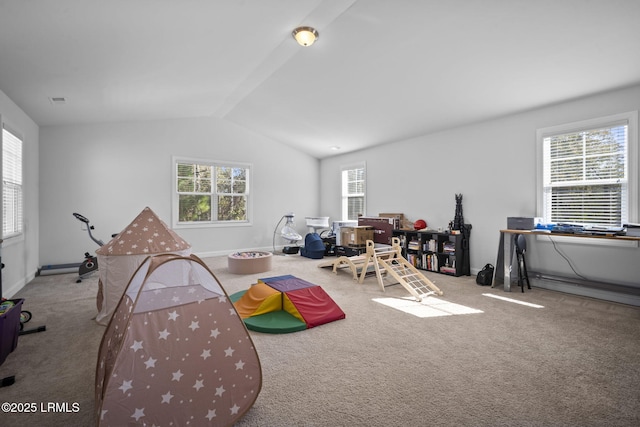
[292,26,319,47]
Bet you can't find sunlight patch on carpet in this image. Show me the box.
[372,296,483,318]
[482,293,544,308]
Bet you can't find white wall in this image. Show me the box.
[39,117,319,266]
[5,84,640,297]
[0,89,39,297]
[321,84,640,287]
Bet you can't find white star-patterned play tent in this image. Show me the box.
[94,207,191,325]
[95,253,262,426]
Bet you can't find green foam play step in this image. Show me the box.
[230,290,307,334]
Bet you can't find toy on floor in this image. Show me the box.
[93,207,191,325]
[317,238,403,283]
[95,253,261,426]
[300,233,326,259]
[0,299,22,368]
[231,275,345,333]
[1,300,34,331]
[319,238,443,301]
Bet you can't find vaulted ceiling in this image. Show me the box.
[1,0,639,158]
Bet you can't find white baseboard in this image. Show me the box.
[532,277,640,307]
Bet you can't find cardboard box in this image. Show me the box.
[358,216,396,244]
[331,221,358,245]
[378,213,404,225]
[379,213,411,229]
[340,226,374,247]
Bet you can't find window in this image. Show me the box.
[174,158,251,227]
[341,163,366,220]
[537,111,638,228]
[2,124,23,238]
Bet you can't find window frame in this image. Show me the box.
[2,120,24,240]
[172,156,252,229]
[536,111,638,246]
[341,162,366,221]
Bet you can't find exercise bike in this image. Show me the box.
[72,213,105,283]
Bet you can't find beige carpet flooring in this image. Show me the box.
[1,253,639,426]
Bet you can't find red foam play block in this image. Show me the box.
[284,286,345,328]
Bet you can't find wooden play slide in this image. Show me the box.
[319,237,443,301]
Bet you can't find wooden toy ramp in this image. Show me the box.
[365,238,443,301]
[317,243,396,282]
[318,254,367,281]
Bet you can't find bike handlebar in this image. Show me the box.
[73,212,104,246]
[73,213,90,223]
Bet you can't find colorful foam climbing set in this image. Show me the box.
[231,275,345,333]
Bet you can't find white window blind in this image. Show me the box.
[3,125,23,237]
[542,120,628,227]
[341,164,365,221]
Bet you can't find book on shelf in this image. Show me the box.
[440,266,456,274]
[423,253,438,272]
[407,253,420,268]
[408,240,420,250]
[423,239,437,252]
